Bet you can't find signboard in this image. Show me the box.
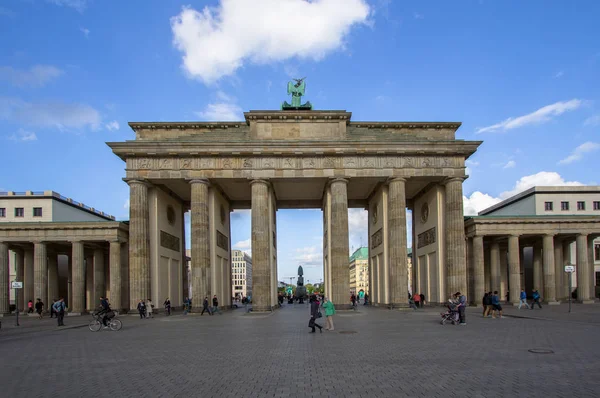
[11,281,23,289]
[564,265,575,273]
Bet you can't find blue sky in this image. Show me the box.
[1,0,599,283]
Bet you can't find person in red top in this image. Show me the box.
[413,293,421,307]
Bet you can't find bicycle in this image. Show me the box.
[89,311,122,332]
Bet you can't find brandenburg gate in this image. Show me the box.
[108,88,480,311]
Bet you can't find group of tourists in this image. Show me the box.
[482,291,504,318]
[308,294,336,333]
[517,289,543,310]
[409,293,426,309]
[350,291,369,307]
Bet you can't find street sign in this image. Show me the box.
[564,265,575,273]
[11,281,23,289]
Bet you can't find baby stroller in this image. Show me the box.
[440,299,460,325]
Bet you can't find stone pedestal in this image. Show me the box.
[251,179,272,312]
[190,179,210,310]
[33,242,48,310]
[128,179,150,310]
[388,178,408,308]
[0,242,8,314]
[330,178,350,310]
[71,241,85,314]
[508,235,521,305]
[109,241,122,311]
[444,178,467,298]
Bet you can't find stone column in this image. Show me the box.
[67,255,72,308]
[532,243,542,295]
[587,235,596,301]
[127,179,150,310]
[330,178,350,310]
[71,241,85,314]
[109,241,122,311]
[576,234,591,303]
[47,254,59,305]
[93,248,105,303]
[24,248,34,305]
[490,241,500,292]
[190,179,210,309]
[15,250,24,312]
[33,242,48,311]
[542,234,558,304]
[508,235,521,305]
[563,241,572,299]
[554,237,563,300]
[444,178,467,297]
[251,179,271,311]
[499,245,508,299]
[388,178,408,308]
[473,235,485,306]
[0,242,8,314]
[181,206,189,303]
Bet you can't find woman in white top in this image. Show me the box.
[146,299,154,318]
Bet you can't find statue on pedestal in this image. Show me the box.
[281,77,313,110]
[296,265,307,304]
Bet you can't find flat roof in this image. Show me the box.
[0,190,115,221]
[478,186,600,216]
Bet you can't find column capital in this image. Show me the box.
[109,239,123,244]
[249,178,270,187]
[443,177,466,185]
[188,178,211,186]
[32,241,47,245]
[386,177,406,185]
[328,177,349,185]
[543,233,556,238]
[123,178,150,187]
[577,233,589,238]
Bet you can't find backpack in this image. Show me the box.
[52,302,62,312]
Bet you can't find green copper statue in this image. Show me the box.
[281,77,313,110]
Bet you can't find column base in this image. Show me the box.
[251,305,275,312]
[388,303,410,310]
[334,304,352,310]
[472,304,483,308]
[546,301,560,305]
[580,300,595,305]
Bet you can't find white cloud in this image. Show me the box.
[46,0,89,12]
[8,128,37,142]
[233,239,252,251]
[503,160,516,169]
[123,199,129,210]
[170,0,371,84]
[196,103,243,121]
[294,246,322,267]
[348,208,368,252]
[558,142,600,165]
[464,171,584,215]
[105,120,120,131]
[0,96,101,130]
[414,12,424,19]
[554,71,564,78]
[80,27,90,38]
[0,65,63,88]
[475,99,584,134]
[583,114,600,126]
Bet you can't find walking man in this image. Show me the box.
[212,295,222,315]
[137,299,146,319]
[35,298,44,319]
[531,289,542,310]
[53,298,66,326]
[518,289,530,310]
[455,292,467,325]
[491,291,503,318]
[201,296,212,315]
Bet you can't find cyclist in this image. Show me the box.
[97,297,112,328]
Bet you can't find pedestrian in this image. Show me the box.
[147,299,154,318]
[53,298,66,326]
[201,296,212,315]
[505,291,510,304]
[491,290,503,318]
[350,293,356,309]
[50,299,57,318]
[137,299,146,319]
[27,300,34,314]
[164,298,171,315]
[308,294,323,333]
[364,293,369,305]
[483,292,493,317]
[322,297,336,331]
[408,293,417,310]
[35,298,44,319]
[518,289,530,310]
[212,295,222,315]
[482,292,489,317]
[455,292,467,325]
[420,293,425,307]
[531,289,542,310]
[413,293,421,308]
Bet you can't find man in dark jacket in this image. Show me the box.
[201,297,212,315]
[53,298,66,326]
[308,295,323,333]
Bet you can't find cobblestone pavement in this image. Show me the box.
[1,303,600,398]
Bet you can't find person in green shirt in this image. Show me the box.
[322,297,336,331]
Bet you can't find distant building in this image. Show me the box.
[232,249,252,299]
[349,247,369,295]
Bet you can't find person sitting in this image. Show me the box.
[97,297,112,327]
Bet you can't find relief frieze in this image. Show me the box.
[160,230,180,252]
[159,158,174,169]
[417,227,436,249]
[179,158,194,169]
[217,230,229,251]
[371,228,383,249]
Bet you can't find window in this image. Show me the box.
[577,201,586,211]
[561,201,569,211]
[0,208,5,217]
[33,207,42,217]
[596,244,600,262]
[594,201,600,211]
[14,207,24,217]
[544,202,553,211]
